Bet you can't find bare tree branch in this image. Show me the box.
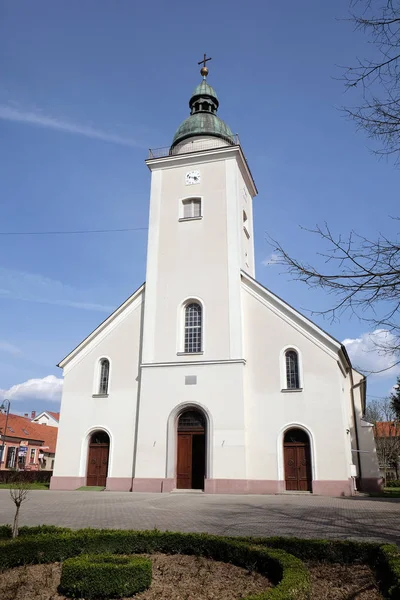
[341,0,400,162]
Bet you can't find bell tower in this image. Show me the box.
[141,60,257,365]
[133,60,257,491]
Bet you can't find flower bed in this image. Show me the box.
[0,528,399,599]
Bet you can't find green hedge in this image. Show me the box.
[386,480,400,488]
[377,545,400,599]
[1,528,399,599]
[60,554,152,598]
[0,530,310,600]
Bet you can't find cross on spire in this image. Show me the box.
[198,53,212,68]
[198,54,212,78]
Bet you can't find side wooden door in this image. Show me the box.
[177,433,192,489]
[284,443,311,491]
[296,445,311,491]
[284,445,299,491]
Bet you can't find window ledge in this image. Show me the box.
[281,388,303,393]
[92,393,109,398]
[178,216,203,222]
[177,351,204,356]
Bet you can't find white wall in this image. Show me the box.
[134,362,247,480]
[142,147,256,365]
[53,293,144,481]
[241,281,352,482]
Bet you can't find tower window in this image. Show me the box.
[182,198,201,219]
[99,358,110,395]
[184,303,202,353]
[285,350,300,389]
[243,210,248,223]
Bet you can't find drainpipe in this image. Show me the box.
[349,367,363,489]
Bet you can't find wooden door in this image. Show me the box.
[296,446,310,491]
[87,444,109,487]
[177,433,192,489]
[284,443,311,491]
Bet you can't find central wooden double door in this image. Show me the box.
[284,429,312,492]
[176,410,206,490]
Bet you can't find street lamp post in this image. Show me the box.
[0,399,11,470]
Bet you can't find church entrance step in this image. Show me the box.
[171,488,204,494]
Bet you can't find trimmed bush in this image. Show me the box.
[0,525,11,540]
[377,544,400,599]
[60,554,152,598]
[0,530,310,600]
[0,470,52,484]
[237,535,381,565]
[0,524,70,540]
[386,480,400,488]
[1,528,399,599]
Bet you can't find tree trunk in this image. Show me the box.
[12,504,20,538]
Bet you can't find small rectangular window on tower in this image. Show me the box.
[181,198,202,220]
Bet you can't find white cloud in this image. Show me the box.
[261,252,280,267]
[0,341,21,356]
[0,266,113,313]
[0,104,140,148]
[343,329,400,377]
[0,375,63,403]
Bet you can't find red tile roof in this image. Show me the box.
[0,412,58,453]
[375,421,400,438]
[47,411,60,422]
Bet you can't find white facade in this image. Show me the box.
[51,76,381,495]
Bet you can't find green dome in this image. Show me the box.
[191,81,219,105]
[172,112,234,147]
[171,77,234,149]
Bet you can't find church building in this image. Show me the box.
[51,61,381,495]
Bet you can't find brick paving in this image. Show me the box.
[0,490,398,544]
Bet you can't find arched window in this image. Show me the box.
[99,359,110,395]
[285,350,300,389]
[184,303,202,353]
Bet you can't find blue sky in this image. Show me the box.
[0,0,398,414]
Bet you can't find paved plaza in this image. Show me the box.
[0,490,399,544]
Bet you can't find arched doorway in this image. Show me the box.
[176,410,206,490]
[86,430,110,487]
[283,428,312,492]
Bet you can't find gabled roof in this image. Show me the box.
[38,424,58,454]
[0,413,50,446]
[33,410,59,423]
[47,411,60,422]
[58,283,145,369]
[241,270,353,371]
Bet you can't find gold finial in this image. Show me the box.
[198,53,212,78]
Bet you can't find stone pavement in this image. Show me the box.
[0,490,399,544]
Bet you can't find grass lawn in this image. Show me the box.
[75,486,105,491]
[0,482,49,490]
[370,486,400,498]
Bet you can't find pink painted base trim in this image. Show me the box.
[131,478,175,493]
[106,478,133,492]
[360,478,384,493]
[50,476,85,490]
[312,480,353,496]
[204,479,284,494]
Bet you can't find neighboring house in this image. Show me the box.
[51,66,381,495]
[374,421,400,482]
[0,412,58,471]
[31,411,60,428]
